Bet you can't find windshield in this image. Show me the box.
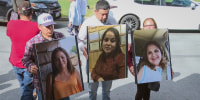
[30,0,57,2]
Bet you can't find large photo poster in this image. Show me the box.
[132,29,173,84]
[87,24,128,83]
[33,37,83,100]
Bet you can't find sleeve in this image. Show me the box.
[69,3,76,23]
[78,20,88,51]
[75,69,83,91]
[22,40,36,72]
[128,45,134,67]
[137,66,145,83]
[117,53,126,78]
[91,57,102,82]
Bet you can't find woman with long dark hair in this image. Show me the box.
[46,47,82,100]
[91,27,125,82]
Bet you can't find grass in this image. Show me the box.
[58,0,98,18]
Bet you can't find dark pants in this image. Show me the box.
[135,83,151,100]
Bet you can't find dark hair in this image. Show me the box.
[18,1,32,16]
[95,0,110,11]
[142,41,167,70]
[51,47,75,76]
[143,18,158,29]
[100,27,122,62]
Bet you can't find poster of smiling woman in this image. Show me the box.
[131,29,173,84]
[33,37,83,100]
[87,24,128,83]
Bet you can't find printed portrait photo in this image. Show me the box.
[87,24,128,83]
[33,37,83,100]
[132,29,172,84]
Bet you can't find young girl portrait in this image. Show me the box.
[91,27,126,82]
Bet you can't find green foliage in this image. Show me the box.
[70,45,77,53]
[58,0,98,18]
[57,0,70,18]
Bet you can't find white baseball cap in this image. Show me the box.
[37,13,56,26]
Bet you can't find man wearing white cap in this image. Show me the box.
[22,13,66,100]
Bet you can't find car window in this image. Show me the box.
[134,0,191,7]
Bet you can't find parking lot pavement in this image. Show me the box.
[0,22,200,100]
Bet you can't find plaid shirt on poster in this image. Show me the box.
[22,31,65,90]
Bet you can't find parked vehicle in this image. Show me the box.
[0,0,61,22]
[30,0,61,20]
[0,0,12,22]
[108,0,200,30]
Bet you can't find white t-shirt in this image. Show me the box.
[138,65,162,84]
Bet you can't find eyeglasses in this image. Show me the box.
[143,25,155,27]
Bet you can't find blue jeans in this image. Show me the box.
[12,66,34,100]
[88,81,112,100]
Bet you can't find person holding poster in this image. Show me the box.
[128,18,158,100]
[22,13,66,100]
[78,0,117,100]
[91,27,125,82]
[46,47,83,100]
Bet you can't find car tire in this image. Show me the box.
[7,11,12,21]
[119,14,140,31]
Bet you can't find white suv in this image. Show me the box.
[108,0,200,30]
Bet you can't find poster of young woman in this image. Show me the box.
[131,29,173,84]
[87,24,128,83]
[33,37,84,100]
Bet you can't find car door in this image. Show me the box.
[137,0,200,29]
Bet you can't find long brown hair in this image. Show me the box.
[51,47,75,76]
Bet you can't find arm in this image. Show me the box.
[22,41,38,74]
[91,57,103,82]
[117,53,126,78]
[128,44,135,75]
[46,73,53,100]
[74,69,83,91]
[137,66,144,83]
[69,2,76,26]
[78,19,88,59]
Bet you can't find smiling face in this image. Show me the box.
[146,44,162,66]
[55,51,68,70]
[102,31,117,54]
